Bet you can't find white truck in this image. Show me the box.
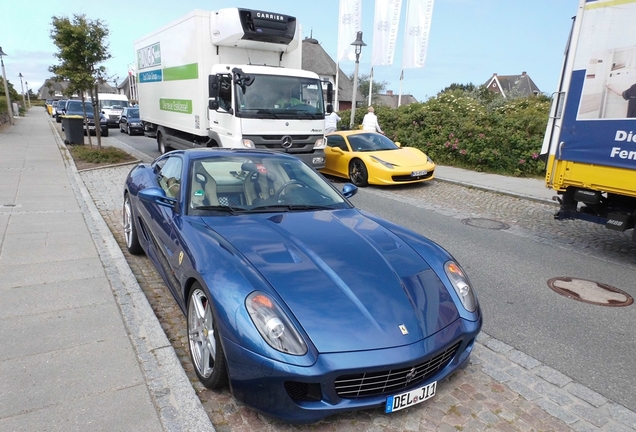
[134,8,331,169]
[98,93,130,128]
[541,0,636,241]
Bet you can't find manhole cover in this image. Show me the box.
[461,218,510,230]
[547,277,633,307]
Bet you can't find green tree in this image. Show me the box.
[350,73,389,105]
[49,14,111,147]
[0,77,20,101]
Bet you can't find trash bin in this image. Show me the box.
[61,115,85,144]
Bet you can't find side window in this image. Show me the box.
[218,75,232,112]
[327,135,348,151]
[158,157,183,199]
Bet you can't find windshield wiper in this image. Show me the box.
[192,205,247,214]
[295,110,318,119]
[250,204,334,212]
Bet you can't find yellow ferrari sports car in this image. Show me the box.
[321,130,436,186]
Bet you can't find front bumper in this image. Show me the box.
[223,317,481,423]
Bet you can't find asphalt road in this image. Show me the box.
[112,128,636,413]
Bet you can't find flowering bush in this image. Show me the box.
[341,87,550,177]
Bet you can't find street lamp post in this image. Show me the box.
[349,31,366,129]
[18,72,26,109]
[25,81,31,107]
[0,46,14,125]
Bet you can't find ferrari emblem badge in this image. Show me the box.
[178,251,184,265]
[399,324,408,335]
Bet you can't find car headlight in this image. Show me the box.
[242,139,255,148]
[370,155,395,169]
[246,292,307,355]
[444,261,477,312]
[313,137,326,149]
[130,122,142,127]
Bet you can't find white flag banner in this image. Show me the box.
[402,0,435,68]
[371,0,403,66]
[337,0,363,62]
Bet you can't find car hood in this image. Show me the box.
[363,147,434,169]
[203,209,459,353]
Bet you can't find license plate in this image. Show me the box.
[312,157,325,164]
[88,125,96,130]
[411,170,427,177]
[385,381,436,413]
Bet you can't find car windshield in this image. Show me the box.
[66,101,93,112]
[187,155,350,214]
[126,108,140,118]
[347,133,399,152]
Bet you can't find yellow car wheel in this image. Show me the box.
[349,159,369,187]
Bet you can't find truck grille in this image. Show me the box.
[334,342,460,399]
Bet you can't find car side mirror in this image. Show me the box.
[342,183,358,198]
[139,187,178,210]
[330,146,344,155]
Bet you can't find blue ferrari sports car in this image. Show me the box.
[123,148,482,423]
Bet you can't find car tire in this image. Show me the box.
[349,159,369,187]
[102,128,109,137]
[123,194,144,255]
[187,283,228,389]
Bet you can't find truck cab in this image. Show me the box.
[208,65,329,168]
[98,93,130,127]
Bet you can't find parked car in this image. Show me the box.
[54,99,68,123]
[123,148,481,423]
[119,107,143,135]
[321,130,436,187]
[85,110,109,137]
[50,100,59,117]
[63,100,108,137]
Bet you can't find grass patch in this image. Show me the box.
[68,145,135,164]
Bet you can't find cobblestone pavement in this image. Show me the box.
[80,163,636,432]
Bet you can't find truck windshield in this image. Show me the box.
[235,75,325,119]
[99,99,129,109]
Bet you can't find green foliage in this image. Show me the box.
[350,73,389,105]
[0,77,20,102]
[49,14,111,97]
[343,86,551,177]
[68,145,133,164]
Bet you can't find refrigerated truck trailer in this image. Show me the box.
[541,0,636,241]
[134,8,331,169]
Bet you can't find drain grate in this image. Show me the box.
[547,277,633,307]
[461,218,510,230]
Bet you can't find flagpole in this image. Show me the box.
[368,67,373,106]
[398,70,404,107]
[335,62,340,111]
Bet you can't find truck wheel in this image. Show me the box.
[157,132,170,154]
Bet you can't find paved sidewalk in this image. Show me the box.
[0,110,213,432]
[435,165,557,204]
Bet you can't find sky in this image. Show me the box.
[0,0,580,102]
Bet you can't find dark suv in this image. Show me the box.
[64,100,109,137]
